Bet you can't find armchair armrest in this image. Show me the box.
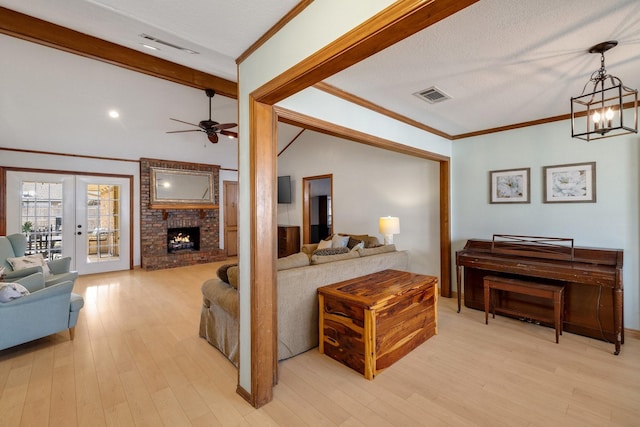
[4,265,43,280]
[47,257,72,275]
[0,280,73,307]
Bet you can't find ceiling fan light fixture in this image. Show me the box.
[571,40,638,141]
[166,88,237,143]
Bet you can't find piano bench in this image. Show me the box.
[483,276,565,344]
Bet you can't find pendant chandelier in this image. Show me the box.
[571,40,638,141]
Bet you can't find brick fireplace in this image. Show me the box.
[140,158,225,270]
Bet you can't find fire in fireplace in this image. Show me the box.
[167,227,200,253]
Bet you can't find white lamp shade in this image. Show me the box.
[379,216,400,235]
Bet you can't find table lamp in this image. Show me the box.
[379,216,400,245]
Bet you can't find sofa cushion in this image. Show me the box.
[0,282,30,303]
[217,263,237,284]
[311,249,360,264]
[277,252,310,271]
[7,253,51,276]
[358,244,396,257]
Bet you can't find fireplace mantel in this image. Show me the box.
[154,206,219,221]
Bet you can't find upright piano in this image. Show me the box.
[456,235,623,354]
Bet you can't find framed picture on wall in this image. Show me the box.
[489,168,530,204]
[543,162,596,203]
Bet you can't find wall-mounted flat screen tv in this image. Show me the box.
[277,175,292,204]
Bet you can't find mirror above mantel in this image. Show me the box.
[149,167,218,214]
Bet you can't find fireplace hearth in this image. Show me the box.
[167,227,200,253]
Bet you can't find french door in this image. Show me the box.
[6,171,131,275]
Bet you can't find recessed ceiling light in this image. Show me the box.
[108,110,120,119]
[140,43,160,51]
[139,33,199,54]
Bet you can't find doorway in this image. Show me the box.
[6,171,132,274]
[302,174,332,244]
[224,180,238,257]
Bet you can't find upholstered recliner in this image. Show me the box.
[0,272,84,350]
[0,233,78,286]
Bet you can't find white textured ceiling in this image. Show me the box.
[2,0,639,138]
[325,0,640,135]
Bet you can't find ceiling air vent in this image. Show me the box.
[413,86,451,104]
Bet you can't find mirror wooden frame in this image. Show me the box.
[149,167,217,210]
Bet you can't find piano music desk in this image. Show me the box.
[484,276,564,343]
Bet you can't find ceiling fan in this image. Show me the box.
[167,89,238,143]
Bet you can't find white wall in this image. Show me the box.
[452,118,640,330]
[1,34,239,264]
[277,131,441,276]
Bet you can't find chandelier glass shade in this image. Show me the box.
[571,41,638,141]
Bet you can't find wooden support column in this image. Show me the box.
[249,98,278,407]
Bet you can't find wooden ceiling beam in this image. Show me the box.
[0,6,237,99]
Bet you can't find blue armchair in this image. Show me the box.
[0,233,78,286]
[0,272,84,350]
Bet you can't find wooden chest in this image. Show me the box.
[318,269,438,379]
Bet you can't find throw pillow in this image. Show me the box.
[364,236,380,248]
[7,253,51,277]
[227,266,239,289]
[310,250,359,265]
[317,238,333,250]
[344,234,368,243]
[331,234,350,248]
[217,263,237,284]
[347,236,364,250]
[350,241,365,252]
[313,247,349,256]
[0,282,30,303]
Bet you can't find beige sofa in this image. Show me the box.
[199,236,409,366]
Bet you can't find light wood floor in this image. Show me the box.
[1,262,638,426]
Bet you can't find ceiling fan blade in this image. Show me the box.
[208,133,219,144]
[170,118,200,127]
[220,130,238,139]
[211,122,237,130]
[166,129,203,134]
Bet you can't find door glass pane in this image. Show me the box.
[86,184,121,262]
[20,181,63,260]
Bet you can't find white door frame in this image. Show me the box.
[6,170,133,274]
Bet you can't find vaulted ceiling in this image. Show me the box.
[2,0,639,140]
